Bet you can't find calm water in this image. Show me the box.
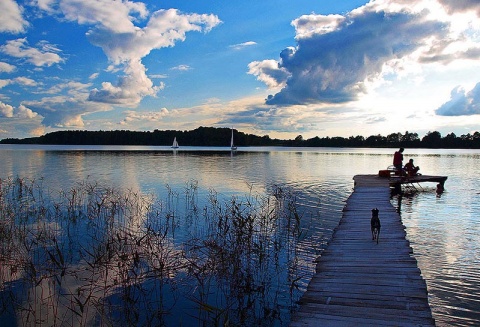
[0,145,479,326]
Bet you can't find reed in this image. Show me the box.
[0,177,303,326]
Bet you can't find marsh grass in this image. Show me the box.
[0,177,303,326]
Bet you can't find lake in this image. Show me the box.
[0,145,479,326]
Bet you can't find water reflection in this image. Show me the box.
[392,181,480,327]
[1,145,480,326]
[0,176,309,326]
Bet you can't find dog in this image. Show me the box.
[371,208,381,244]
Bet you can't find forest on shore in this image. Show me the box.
[1,127,480,148]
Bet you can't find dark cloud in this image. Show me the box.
[435,83,480,116]
[258,7,448,106]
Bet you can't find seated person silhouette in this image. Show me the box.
[404,159,420,176]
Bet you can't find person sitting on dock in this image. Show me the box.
[436,183,444,196]
[404,159,420,176]
[393,147,404,175]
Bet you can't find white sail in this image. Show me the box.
[230,129,237,151]
[172,137,179,148]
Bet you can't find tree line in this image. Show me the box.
[1,128,480,148]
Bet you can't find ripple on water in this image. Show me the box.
[397,179,480,327]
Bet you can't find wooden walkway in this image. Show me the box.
[290,175,436,326]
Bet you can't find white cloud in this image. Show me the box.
[86,9,221,64]
[81,8,219,107]
[14,77,38,87]
[230,41,257,50]
[171,64,191,71]
[0,77,38,89]
[1,3,221,134]
[23,95,111,127]
[30,126,46,136]
[0,102,14,118]
[0,38,64,67]
[0,0,29,33]
[44,81,91,95]
[88,59,164,106]
[59,0,149,33]
[149,74,168,79]
[435,83,480,116]
[34,0,57,13]
[251,1,480,106]
[0,62,16,73]
[17,104,38,119]
[120,108,169,125]
[293,14,345,39]
[248,59,290,89]
[0,80,11,89]
[0,101,37,119]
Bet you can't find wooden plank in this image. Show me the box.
[298,293,432,311]
[291,304,436,326]
[294,302,435,320]
[290,174,435,326]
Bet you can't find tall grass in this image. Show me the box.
[0,177,303,326]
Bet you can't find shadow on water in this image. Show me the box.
[0,177,308,326]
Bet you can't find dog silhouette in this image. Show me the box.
[371,208,381,244]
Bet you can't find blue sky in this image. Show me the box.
[1,0,480,140]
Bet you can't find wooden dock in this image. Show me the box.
[290,175,438,326]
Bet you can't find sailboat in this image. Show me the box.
[230,128,237,151]
[171,137,179,149]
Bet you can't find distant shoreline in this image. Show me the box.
[1,127,479,149]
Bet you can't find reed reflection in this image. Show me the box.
[0,177,304,326]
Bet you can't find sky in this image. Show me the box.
[1,0,480,140]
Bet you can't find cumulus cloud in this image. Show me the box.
[435,83,480,116]
[438,0,480,16]
[0,38,64,67]
[78,7,219,106]
[0,81,102,127]
[16,104,38,119]
[0,0,29,33]
[59,0,149,34]
[251,0,477,106]
[88,59,164,106]
[0,62,16,73]
[293,14,345,38]
[19,2,220,127]
[0,102,14,118]
[85,9,220,64]
[248,59,290,89]
[0,101,37,119]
